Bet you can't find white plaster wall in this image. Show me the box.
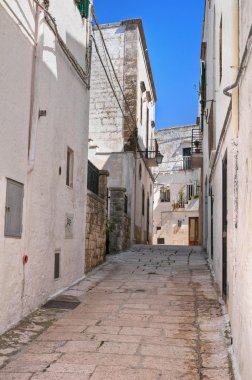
[202,1,252,378]
[229,1,252,378]
[0,0,90,333]
[0,0,34,333]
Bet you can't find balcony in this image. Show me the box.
[191,128,203,169]
[140,139,164,168]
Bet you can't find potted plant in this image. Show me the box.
[194,140,201,153]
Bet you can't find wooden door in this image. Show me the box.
[189,217,199,246]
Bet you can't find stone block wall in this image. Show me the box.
[109,188,131,253]
[85,171,108,273]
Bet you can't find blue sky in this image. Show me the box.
[93,0,204,129]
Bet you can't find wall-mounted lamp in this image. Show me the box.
[137,150,164,165]
[156,152,164,164]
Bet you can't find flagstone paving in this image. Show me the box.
[0,246,234,379]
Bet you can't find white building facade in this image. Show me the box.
[153,126,201,246]
[89,19,158,251]
[201,0,252,378]
[0,0,91,333]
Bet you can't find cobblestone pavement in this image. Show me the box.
[0,246,234,380]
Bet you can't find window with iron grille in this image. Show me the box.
[87,160,99,195]
[4,179,24,238]
[157,238,165,244]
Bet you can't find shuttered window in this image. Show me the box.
[4,179,24,238]
[77,0,89,18]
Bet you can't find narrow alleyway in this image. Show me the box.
[0,246,234,380]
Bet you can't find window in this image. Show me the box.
[146,107,149,157]
[157,238,165,244]
[157,226,161,231]
[183,148,192,170]
[124,194,128,214]
[187,184,194,200]
[160,187,170,202]
[76,0,89,18]
[142,187,145,216]
[140,97,143,125]
[139,163,142,180]
[4,179,24,238]
[66,147,74,187]
[219,16,222,83]
[54,251,60,279]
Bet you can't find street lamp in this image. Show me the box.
[137,150,164,165]
[156,151,164,164]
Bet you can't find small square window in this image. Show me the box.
[66,147,74,188]
[157,238,165,244]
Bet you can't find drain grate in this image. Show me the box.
[43,295,80,310]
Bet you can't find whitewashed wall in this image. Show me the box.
[0,0,90,333]
[202,0,252,378]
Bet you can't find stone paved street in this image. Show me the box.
[0,246,234,380]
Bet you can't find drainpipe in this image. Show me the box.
[22,1,40,314]
[223,1,239,137]
[28,2,42,171]
[223,24,252,98]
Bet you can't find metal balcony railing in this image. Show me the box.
[87,160,99,195]
[191,128,203,154]
[182,156,192,170]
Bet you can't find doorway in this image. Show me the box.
[210,187,214,260]
[147,197,150,243]
[189,217,199,245]
[222,154,228,299]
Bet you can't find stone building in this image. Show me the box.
[89,19,160,251]
[0,0,92,333]
[201,0,252,378]
[153,126,202,246]
[85,161,109,273]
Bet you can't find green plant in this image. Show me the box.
[177,188,186,207]
[194,140,200,148]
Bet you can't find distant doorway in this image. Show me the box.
[189,217,199,245]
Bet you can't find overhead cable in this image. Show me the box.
[33,0,90,88]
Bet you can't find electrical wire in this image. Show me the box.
[91,30,150,169]
[92,8,136,126]
[33,0,90,88]
[91,34,127,123]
